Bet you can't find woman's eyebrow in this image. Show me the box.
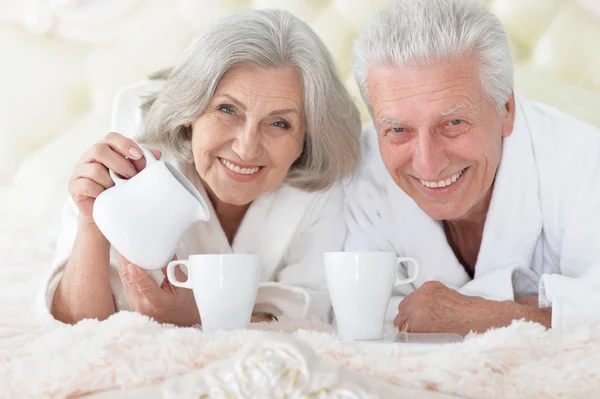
[215,93,299,117]
[215,93,247,111]
[268,108,299,117]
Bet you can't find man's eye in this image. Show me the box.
[218,105,234,115]
[449,119,462,126]
[391,127,404,133]
[273,120,291,129]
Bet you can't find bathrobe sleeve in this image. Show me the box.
[537,131,600,330]
[260,185,346,323]
[34,197,128,320]
[343,170,415,323]
[341,126,419,323]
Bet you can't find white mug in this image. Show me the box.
[93,146,210,283]
[324,251,419,341]
[167,254,262,333]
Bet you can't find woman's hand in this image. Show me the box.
[53,132,161,324]
[117,254,200,326]
[251,313,277,323]
[68,132,161,226]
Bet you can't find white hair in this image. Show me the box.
[354,0,514,114]
[139,9,361,191]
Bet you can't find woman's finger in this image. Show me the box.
[81,142,138,180]
[130,148,162,172]
[72,162,115,189]
[101,132,144,160]
[67,179,106,202]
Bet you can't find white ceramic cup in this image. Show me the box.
[93,145,210,284]
[324,251,419,341]
[167,254,262,333]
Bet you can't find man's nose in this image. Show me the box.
[412,132,448,180]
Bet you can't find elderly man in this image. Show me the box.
[345,0,600,335]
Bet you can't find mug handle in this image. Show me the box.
[394,257,419,285]
[167,260,193,289]
[109,145,158,184]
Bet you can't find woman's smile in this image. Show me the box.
[218,157,264,182]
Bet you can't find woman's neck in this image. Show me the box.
[203,184,251,245]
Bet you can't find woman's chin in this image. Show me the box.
[212,189,257,207]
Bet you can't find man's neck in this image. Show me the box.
[447,185,493,228]
[443,187,494,276]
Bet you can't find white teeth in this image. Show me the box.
[220,158,260,175]
[419,168,465,189]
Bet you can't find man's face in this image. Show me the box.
[367,57,515,221]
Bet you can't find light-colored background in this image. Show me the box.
[0,0,599,246]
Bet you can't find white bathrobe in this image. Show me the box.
[344,95,600,330]
[36,159,345,323]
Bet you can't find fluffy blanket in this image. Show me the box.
[2,220,600,399]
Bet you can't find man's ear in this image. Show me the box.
[502,92,516,138]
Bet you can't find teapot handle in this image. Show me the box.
[109,146,158,185]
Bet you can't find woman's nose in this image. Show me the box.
[231,124,262,161]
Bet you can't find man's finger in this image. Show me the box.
[396,315,412,333]
[394,299,410,329]
[394,311,410,330]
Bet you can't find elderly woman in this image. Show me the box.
[37,9,361,326]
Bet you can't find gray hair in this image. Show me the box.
[138,9,361,191]
[354,0,514,114]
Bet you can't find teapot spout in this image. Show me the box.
[194,195,211,222]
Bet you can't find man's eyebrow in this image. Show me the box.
[378,117,406,125]
[438,103,472,117]
[377,103,476,125]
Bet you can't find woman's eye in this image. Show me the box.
[273,120,291,129]
[448,119,462,126]
[218,105,234,115]
[391,127,404,133]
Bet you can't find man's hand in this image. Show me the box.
[515,296,539,307]
[117,255,200,327]
[394,281,552,336]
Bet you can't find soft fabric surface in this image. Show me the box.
[2,233,600,399]
[1,2,599,398]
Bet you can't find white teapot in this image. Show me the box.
[93,146,210,283]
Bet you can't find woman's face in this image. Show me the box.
[189,64,306,206]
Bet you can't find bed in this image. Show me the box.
[1,1,600,398]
